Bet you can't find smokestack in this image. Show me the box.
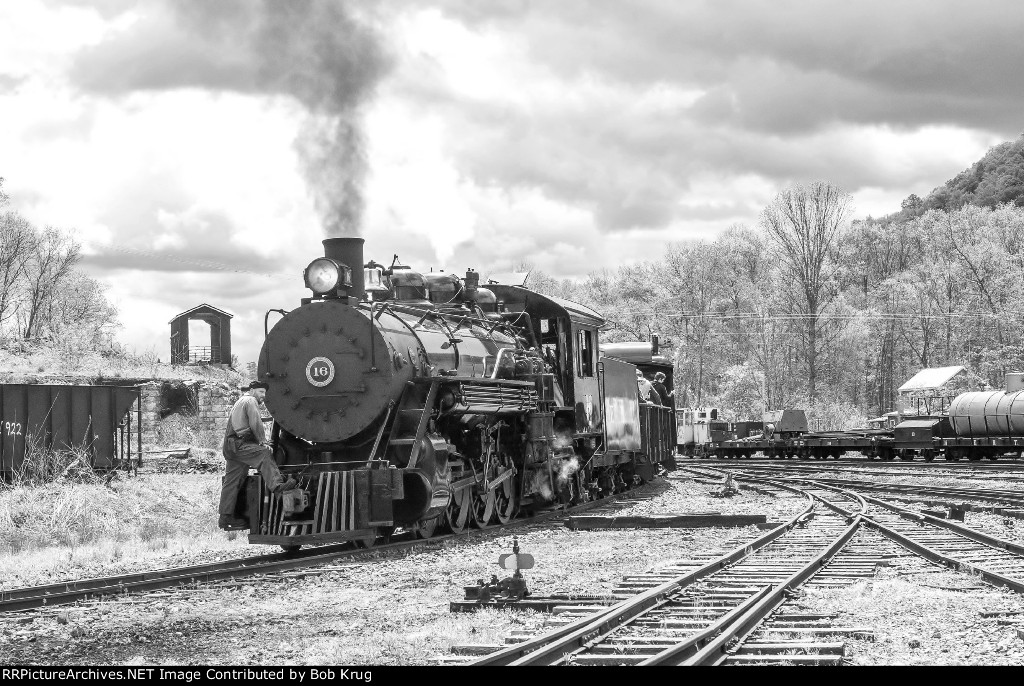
[323,237,365,300]
[651,334,660,356]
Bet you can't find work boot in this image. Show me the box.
[274,478,298,494]
[218,514,248,531]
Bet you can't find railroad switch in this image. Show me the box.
[465,537,535,603]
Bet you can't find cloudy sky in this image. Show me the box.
[1,0,1019,364]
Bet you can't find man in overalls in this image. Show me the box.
[218,381,296,530]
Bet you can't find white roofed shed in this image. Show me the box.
[898,366,965,394]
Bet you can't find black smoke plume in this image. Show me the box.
[71,0,393,236]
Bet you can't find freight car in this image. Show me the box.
[226,238,676,549]
[679,381,1024,462]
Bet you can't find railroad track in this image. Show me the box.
[693,460,1024,482]
[455,467,1024,666]
[461,478,894,665]
[792,481,1024,593]
[689,456,1024,469]
[700,462,1024,509]
[0,479,668,614]
[703,465,1024,590]
[782,476,1024,508]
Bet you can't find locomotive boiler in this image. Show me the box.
[233,237,676,549]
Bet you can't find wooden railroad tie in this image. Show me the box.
[564,513,769,530]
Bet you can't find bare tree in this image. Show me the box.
[661,241,724,405]
[760,182,852,401]
[0,212,37,330]
[20,227,81,339]
[47,271,118,342]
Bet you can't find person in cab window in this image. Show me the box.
[652,372,672,408]
[637,369,660,404]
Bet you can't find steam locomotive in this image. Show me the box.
[233,237,676,549]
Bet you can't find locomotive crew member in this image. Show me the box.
[218,381,296,530]
[637,369,661,405]
[652,372,673,408]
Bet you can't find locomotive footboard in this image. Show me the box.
[244,467,430,545]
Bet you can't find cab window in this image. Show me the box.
[576,328,594,377]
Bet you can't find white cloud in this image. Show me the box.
[2,0,1020,368]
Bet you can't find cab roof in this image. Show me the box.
[487,285,605,328]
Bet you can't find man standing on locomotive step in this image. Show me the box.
[218,381,296,530]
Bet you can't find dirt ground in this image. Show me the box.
[1,472,1022,666]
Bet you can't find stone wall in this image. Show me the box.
[137,380,244,448]
[139,382,161,445]
[196,382,241,434]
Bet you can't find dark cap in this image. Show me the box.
[248,381,269,390]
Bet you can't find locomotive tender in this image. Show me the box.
[235,237,675,549]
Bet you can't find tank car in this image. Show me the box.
[226,238,676,549]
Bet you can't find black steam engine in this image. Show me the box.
[240,237,675,549]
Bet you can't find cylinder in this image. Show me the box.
[323,237,365,300]
[948,390,1024,437]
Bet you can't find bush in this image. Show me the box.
[155,413,221,451]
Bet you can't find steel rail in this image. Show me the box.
[777,476,1024,506]
[767,477,1024,595]
[643,466,870,666]
[860,517,1024,594]
[856,494,1024,556]
[465,480,817,666]
[630,586,773,665]
[689,457,1024,469]
[684,465,871,520]
[680,516,863,666]
[0,481,659,613]
[719,461,1024,481]
[0,545,352,606]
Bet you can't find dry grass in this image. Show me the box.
[8,439,105,489]
[153,414,223,453]
[0,338,244,384]
[0,472,257,589]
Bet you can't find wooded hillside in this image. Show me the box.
[526,136,1024,427]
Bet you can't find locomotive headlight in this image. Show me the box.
[304,258,341,294]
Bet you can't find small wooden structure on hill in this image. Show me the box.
[169,304,233,366]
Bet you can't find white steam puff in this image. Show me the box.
[528,468,553,501]
[556,456,580,488]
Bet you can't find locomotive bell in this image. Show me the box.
[364,261,390,299]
